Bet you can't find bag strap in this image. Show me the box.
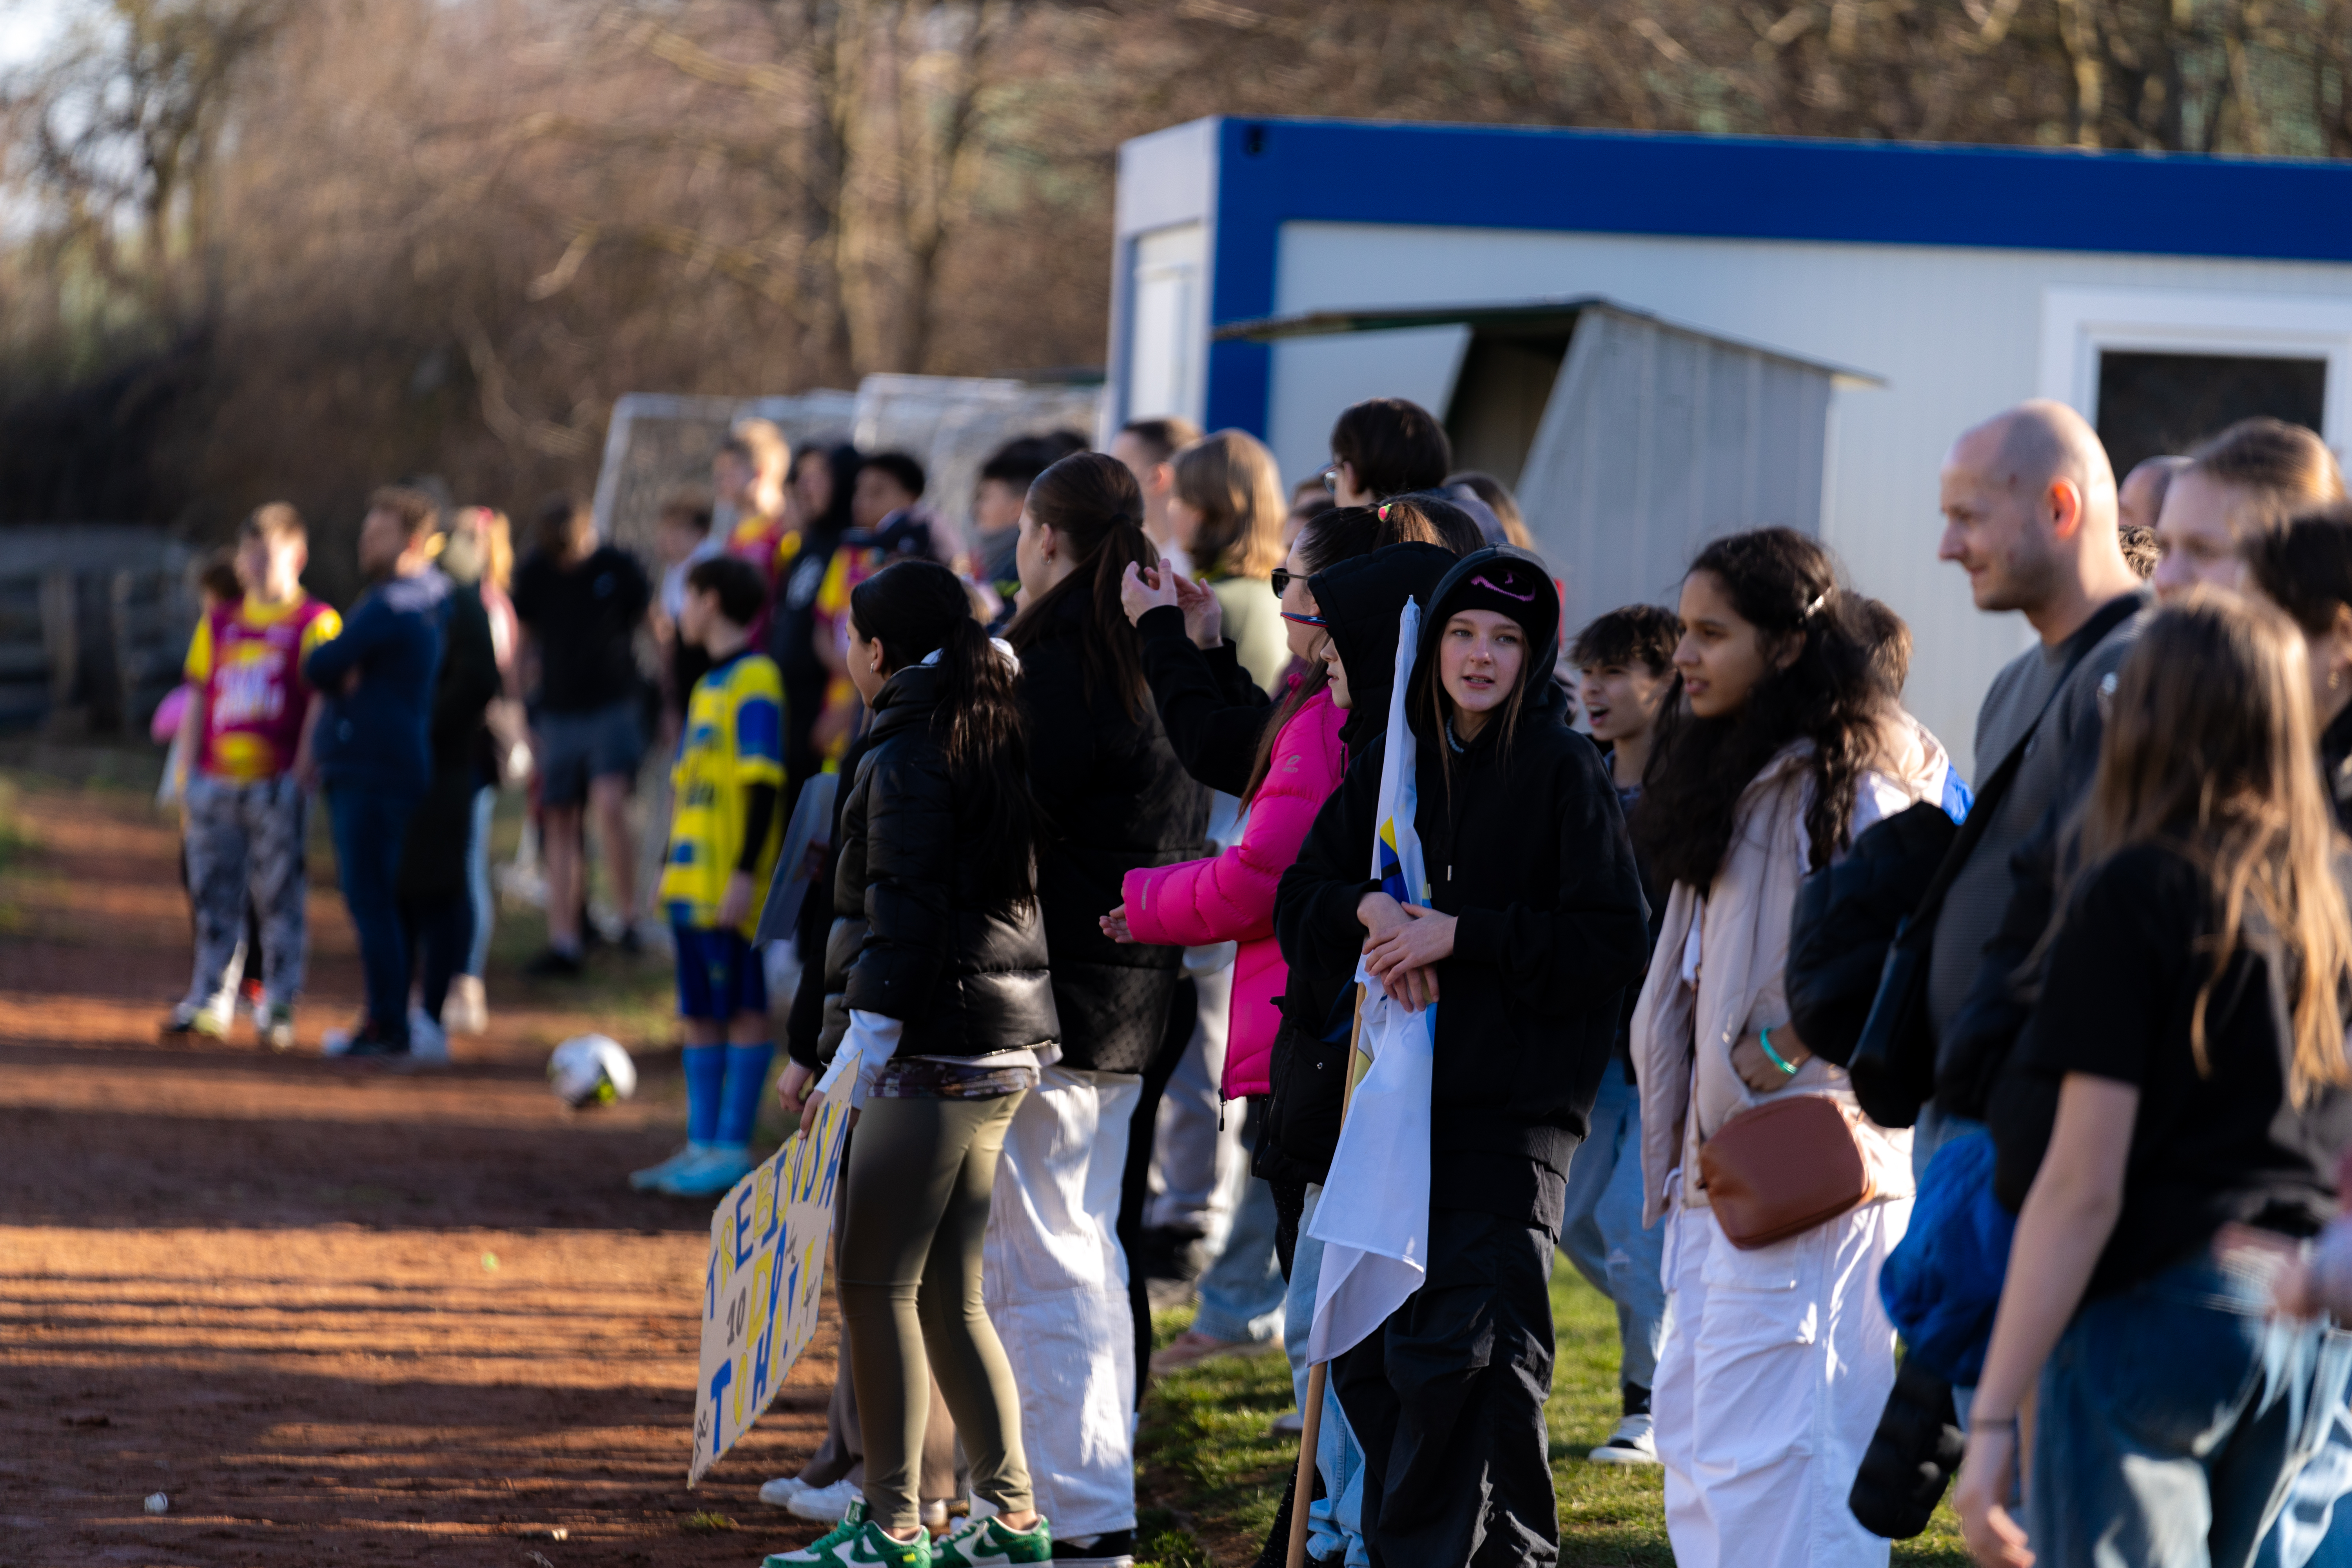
[1909,592,2142,925]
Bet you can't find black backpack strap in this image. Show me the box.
[1909,591,2141,926]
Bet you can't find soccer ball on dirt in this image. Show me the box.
[548,1035,637,1109]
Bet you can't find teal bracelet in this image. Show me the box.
[1758,1025,1798,1076]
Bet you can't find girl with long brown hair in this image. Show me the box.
[993,452,1209,1566]
[771,558,1053,1568]
[1956,592,2352,1568]
[1628,527,1962,1568]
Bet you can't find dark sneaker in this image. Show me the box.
[325,1022,410,1058]
[1049,1531,1133,1567]
[523,947,584,978]
[1135,1225,1208,1283]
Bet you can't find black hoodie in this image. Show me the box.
[1274,546,1652,1229]
[1256,543,1455,1188]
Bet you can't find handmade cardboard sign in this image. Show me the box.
[688,1096,849,1486]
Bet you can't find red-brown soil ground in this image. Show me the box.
[0,765,837,1566]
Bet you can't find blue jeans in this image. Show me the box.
[463,784,495,978]
[1193,1112,1286,1344]
[1556,1067,1669,1393]
[327,786,416,1040]
[1285,1182,1369,1568]
[2031,1245,2352,1568]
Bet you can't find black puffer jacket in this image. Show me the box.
[813,661,1058,1061]
[1019,592,1209,1073]
[1275,546,1652,1229]
[1256,541,1455,1189]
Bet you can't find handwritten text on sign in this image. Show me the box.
[688,1097,849,1486]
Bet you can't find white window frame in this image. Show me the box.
[2038,285,2352,459]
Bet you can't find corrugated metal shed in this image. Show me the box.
[1220,298,1880,627]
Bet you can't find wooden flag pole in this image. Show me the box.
[1285,984,1368,1568]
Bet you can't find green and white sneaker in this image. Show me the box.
[762,1499,933,1566]
[933,1511,1051,1566]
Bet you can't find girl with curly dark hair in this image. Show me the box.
[1628,526,1965,1568]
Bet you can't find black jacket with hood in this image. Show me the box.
[1274,545,1653,1229]
[812,660,1059,1061]
[1019,589,1210,1073]
[1255,542,1455,1188]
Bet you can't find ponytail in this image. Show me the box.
[1004,452,1155,720]
[850,559,1036,904]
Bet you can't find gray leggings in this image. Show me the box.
[837,1091,1033,1534]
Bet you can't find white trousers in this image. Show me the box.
[982,1065,1142,1538]
[1654,1192,1911,1568]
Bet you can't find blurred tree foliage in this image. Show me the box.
[4,0,2352,580]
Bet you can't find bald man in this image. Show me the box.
[1920,402,2152,1163]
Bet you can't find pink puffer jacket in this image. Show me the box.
[1122,688,1349,1098]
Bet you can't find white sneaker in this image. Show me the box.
[445,975,489,1036]
[1587,1411,1659,1465]
[758,1474,810,1509]
[785,1477,862,1523]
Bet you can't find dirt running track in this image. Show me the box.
[0,773,834,1566]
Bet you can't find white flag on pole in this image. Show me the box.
[1304,597,1435,1365]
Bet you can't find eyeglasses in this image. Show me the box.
[1270,568,1294,596]
[1321,465,1341,496]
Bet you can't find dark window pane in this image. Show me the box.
[2096,351,2327,477]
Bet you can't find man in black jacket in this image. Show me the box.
[1927,402,2148,1154]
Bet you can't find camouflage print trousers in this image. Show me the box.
[181,773,310,1016]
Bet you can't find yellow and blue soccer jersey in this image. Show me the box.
[661,649,786,934]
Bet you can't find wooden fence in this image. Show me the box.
[0,527,196,734]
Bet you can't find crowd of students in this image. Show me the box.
[157,381,2352,1568]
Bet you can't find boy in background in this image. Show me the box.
[1110,416,1201,575]
[653,488,721,751]
[633,556,788,1198]
[716,418,793,648]
[167,505,341,1049]
[809,452,935,760]
[1562,603,1680,1466]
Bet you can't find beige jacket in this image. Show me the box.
[1633,713,1952,1228]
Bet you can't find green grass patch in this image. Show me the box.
[1136,1258,1973,1565]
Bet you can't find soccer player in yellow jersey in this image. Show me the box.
[167,504,341,1049]
[634,556,788,1198]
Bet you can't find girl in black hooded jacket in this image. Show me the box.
[1274,544,1652,1568]
[773,558,1056,1568]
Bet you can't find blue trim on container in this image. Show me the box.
[1198,116,2352,433]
